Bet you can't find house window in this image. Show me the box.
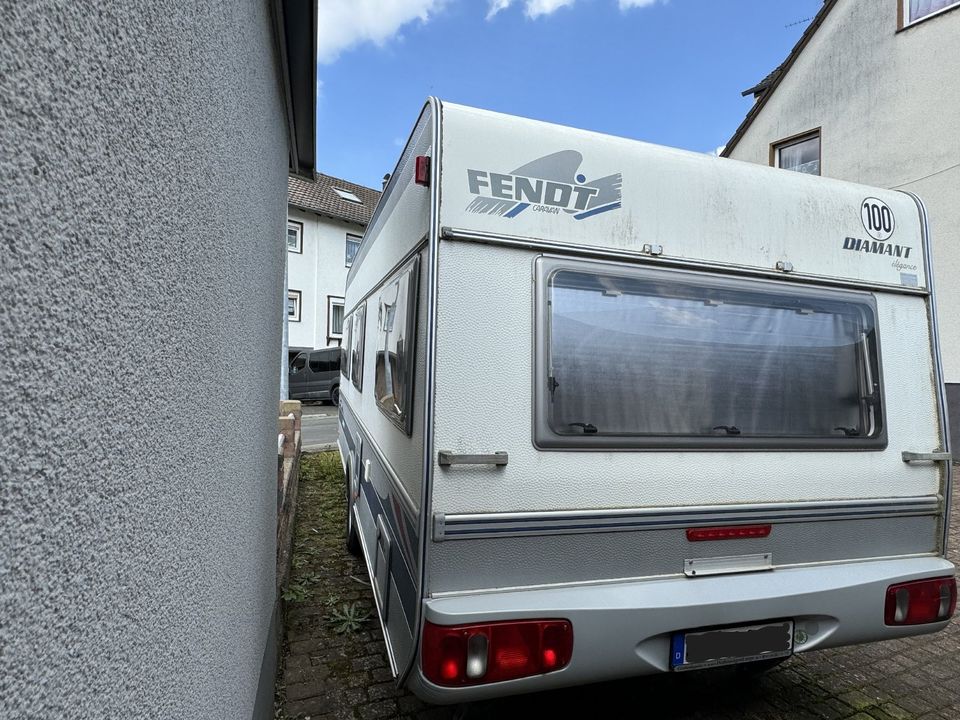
[904,0,959,25]
[375,257,420,434]
[533,257,885,450]
[287,290,301,323]
[287,221,303,253]
[328,297,345,341]
[772,130,820,175]
[332,187,363,204]
[346,234,361,267]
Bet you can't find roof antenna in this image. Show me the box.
[784,15,814,28]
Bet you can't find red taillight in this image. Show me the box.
[415,155,430,186]
[885,576,956,625]
[686,524,772,542]
[422,619,573,686]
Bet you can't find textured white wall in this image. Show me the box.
[1,2,287,717]
[286,209,358,350]
[727,1,960,383]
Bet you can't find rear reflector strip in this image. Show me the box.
[686,524,772,542]
[884,576,956,625]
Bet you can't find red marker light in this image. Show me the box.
[441,659,460,681]
[686,524,772,542]
[415,155,430,186]
[542,648,558,669]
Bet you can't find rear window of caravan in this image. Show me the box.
[534,258,885,450]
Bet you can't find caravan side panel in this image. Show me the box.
[339,102,434,674]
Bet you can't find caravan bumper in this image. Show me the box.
[409,556,955,703]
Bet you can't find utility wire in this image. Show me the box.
[890,161,960,189]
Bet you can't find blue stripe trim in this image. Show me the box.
[504,202,529,218]
[440,501,939,539]
[574,201,621,220]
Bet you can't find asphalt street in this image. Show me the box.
[299,403,338,451]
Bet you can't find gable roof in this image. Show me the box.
[721,0,837,157]
[287,172,381,226]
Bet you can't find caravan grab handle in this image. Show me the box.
[438,451,508,467]
[901,450,952,463]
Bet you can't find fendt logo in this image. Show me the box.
[465,150,622,220]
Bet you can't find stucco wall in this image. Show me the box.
[1,2,287,718]
[726,1,960,386]
[287,208,358,350]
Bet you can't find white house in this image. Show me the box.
[722,0,960,448]
[286,172,380,358]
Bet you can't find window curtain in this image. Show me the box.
[910,0,956,21]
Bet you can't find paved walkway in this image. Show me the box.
[277,454,960,720]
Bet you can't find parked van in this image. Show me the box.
[338,99,955,703]
[289,347,341,404]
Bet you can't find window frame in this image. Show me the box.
[287,220,303,254]
[769,128,821,176]
[327,296,345,343]
[899,0,960,29]
[332,187,363,204]
[345,234,362,268]
[374,256,420,435]
[340,309,352,379]
[532,255,887,451]
[351,302,366,391]
[287,289,302,323]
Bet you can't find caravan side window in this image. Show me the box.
[340,310,352,379]
[534,257,885,450]
[375,257,420,434]
[351,302,366,391]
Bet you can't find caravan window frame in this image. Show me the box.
[340,309,352,379]
[533,256,887,451]
[351,302,366,391]
[374,256,420,435]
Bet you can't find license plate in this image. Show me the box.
[670,620,793,671]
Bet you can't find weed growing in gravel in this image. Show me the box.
[281,582,310,603]
[328,601,372,634]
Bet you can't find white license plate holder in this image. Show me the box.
[670,620,794,671]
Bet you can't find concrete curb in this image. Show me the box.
[302,443,337,454]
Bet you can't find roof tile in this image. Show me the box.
[287,172,381,226]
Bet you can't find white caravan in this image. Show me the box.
[337,99,955,703]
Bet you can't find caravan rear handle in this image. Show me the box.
[902,450,952,463]
[438,451,509,467]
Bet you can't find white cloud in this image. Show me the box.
[524,0,577,18]
[486,0,577,20]
[619,0,659,9]
[317,0,447,64]
[486,0,514,19]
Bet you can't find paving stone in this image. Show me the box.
[285,694,332,717]
[357,700,400,719]
[352,654,387,672]
[285,679,329,702]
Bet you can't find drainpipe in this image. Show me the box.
[280,227,289,400]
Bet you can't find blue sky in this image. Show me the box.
[316,0,823,190]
